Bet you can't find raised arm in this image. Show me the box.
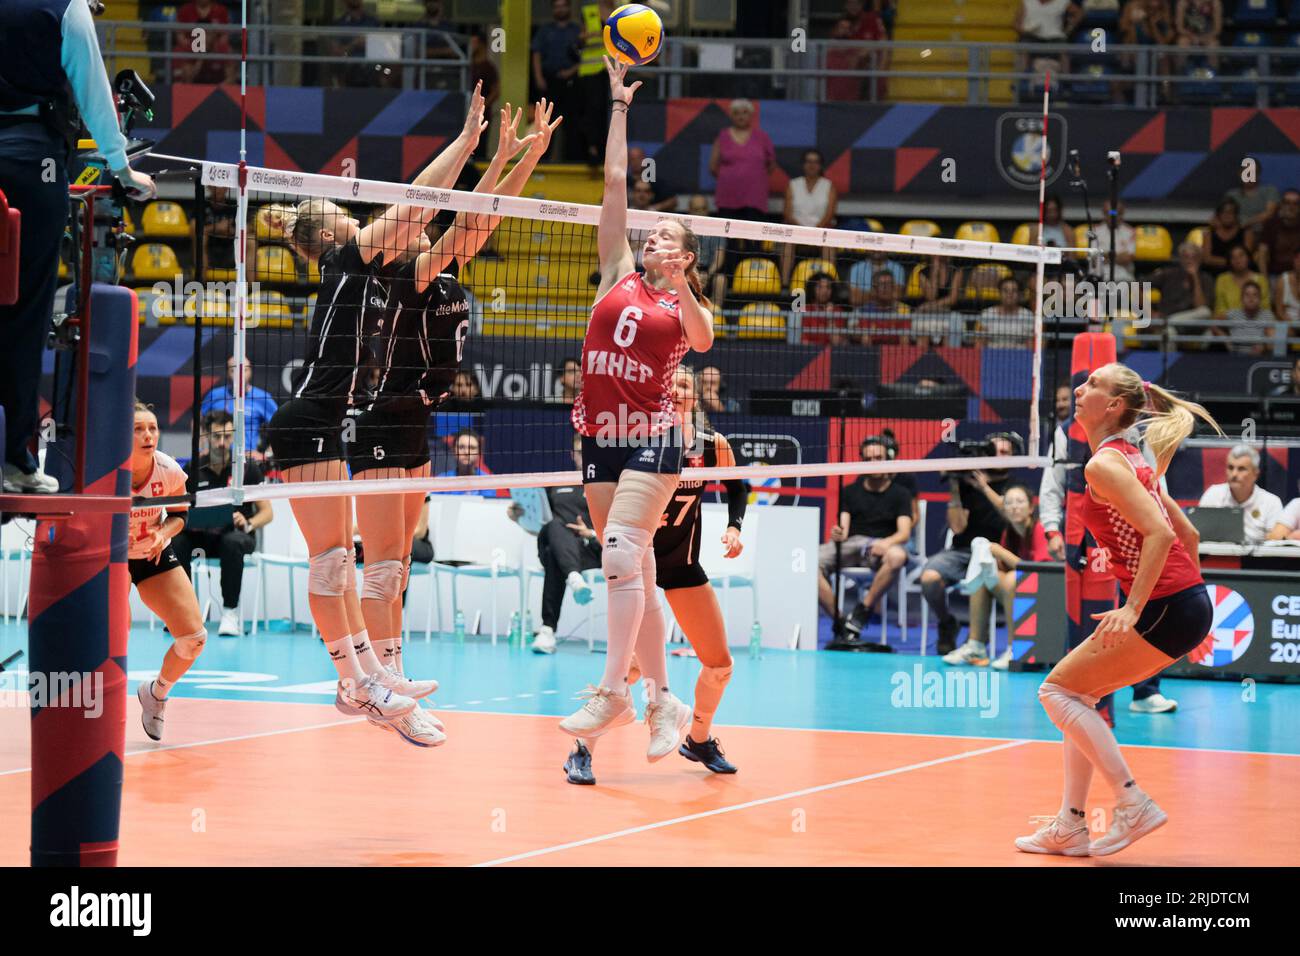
[597,57,640,293]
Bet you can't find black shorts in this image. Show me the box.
[1132,584,1213,660]
[580,430,684,484]
[655,560,709,591]
[263,396,348,469]
[129,544,182,586]
[349,399,433,473]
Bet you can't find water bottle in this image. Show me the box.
[453,610,466,644]
[509,611,521,647]
[748,621,763,660]
[523,609,534,644]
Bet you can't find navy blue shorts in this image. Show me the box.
[129,544,181,586]
[580,430,684,484]
[1132,584,1213,660]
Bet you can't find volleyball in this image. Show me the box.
[603,4,664,67]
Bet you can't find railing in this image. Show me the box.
[98,22,1300,108]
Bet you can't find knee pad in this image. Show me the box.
[698,662,733,691]
[1038,681,1098,722]
[362,559,405,602]
[308,546,352,596]
[600,523,652,587]
[173,627,207,661]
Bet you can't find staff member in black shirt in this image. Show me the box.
[819,436,914,639]
[919,434,1016,654]
[174,410,273,636]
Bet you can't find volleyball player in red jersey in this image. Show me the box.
[1016,362,1221,858]
[558,57,716,760]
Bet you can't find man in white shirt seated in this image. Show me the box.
[1268,497,1300,541]
[1197,444,1283,543]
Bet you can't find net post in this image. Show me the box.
[1029,71,1051,460]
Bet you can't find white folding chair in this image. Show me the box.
[431,497,526,644]
[0,518,33,622]
[256,517,315,639]
[187,533,264,636]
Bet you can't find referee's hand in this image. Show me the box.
[114,166,157,201]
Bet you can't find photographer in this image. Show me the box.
[920,434,1017,655]
[1,0,156,493]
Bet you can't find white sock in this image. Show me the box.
[632,549,669,703]
[372,637,399,668]
[600,577,642,695]
[151,676,173,700]
[325,635,367,683]
[350,629,386,674]
[392,638,403,674]
[1059,736,1093,824]
[1039,682,1139,802]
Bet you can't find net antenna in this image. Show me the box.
[1030,71,1050,461]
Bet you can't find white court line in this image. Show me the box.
[472,739,1031,867]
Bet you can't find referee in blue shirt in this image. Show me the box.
[0,0,156,493]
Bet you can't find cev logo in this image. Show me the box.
[1188,585,1255,667]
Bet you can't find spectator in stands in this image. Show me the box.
[1256,188,1300,279]
[848,250,906,306]
[625,147,678,213]
[1267,355,1300,397]
[508,432,601,653]
[802,272,850,345]
[435,429,496,497]
[699,365,740,415]
[1055,383,1072,423]
[1203,197,1253,273]
[1268,495,1300,541]
[818,435,913,638]
[330,0,381,88]
[201,356,278,458]
[943,482,1050,668]
[421,0,458,85]
[839,0,889,99]
[1091,199,1137,282]
[857,271,911,345]
[1198,444,1283,543]
[532,0,582,161]
[1275,248,1300,333]
[1225,164,1280,238]
[980,276,1035,347]
[173,0,237,84]
[780,149,839,289]
[709,99,775,224]
[1014,0,1083,80]
[912,257,967,347]
[825,17,863,102]
[204,186,247,276]
[468,30,499,131]
[1214,244,1272,316]
[549,357,582,404]
[1154,240,1214,344]
[174,410,274,637]
[920,435,1016,656]
[1120,0,1174,61]
[440,370,483,411]
[1039,194,1075,248]
[627,178,657,266]
[1213,280,1281,356]
[1174,0,1222,70]
[687,195,728,307]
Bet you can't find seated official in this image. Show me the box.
[174,410,274,636]
[818,436,914,639]
[1198,444,1282,544]
[434,429,497,498]
[1268,496,1300,541]
[508,432,602,654]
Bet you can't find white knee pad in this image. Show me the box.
[601,523,653,587]
[698,662,733,691]
[308,546,352,596]
[173,627,207,661]
[362,559,405,602]
[1038,681,1098,724]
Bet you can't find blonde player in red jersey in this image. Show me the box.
[1016,363,1220,858]
[127,401,204,742]
[558,57,716,760]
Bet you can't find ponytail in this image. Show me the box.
[1103,363,1222,474]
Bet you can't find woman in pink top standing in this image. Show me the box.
[709,99,775,223]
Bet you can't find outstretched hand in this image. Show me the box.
[495,103,539,162]
[461,81,488,146]
[604,55,642,105]
[657,249,691,292]
[527,98,563,156]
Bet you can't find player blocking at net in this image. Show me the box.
[258,83,490,746]
[558,57,715,760]
[348,99,562,742]
[127,402,203,742]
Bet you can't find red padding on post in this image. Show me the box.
[0,187,19,305]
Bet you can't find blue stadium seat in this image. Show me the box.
[1179,64,1222,104]
[1227,32,1268,104]
[1072,29,1109,68]
[1078,1,1120,28]
[1070,63,1115,103]
[1233,0,1277,24]
[1285,33,1300,103]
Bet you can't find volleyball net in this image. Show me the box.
[155,159,1065,506]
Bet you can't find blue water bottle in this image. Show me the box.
[748,621,763,660]
[454,610,466,644]
[509,611,521,647]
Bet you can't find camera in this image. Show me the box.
[939,432,1024,482]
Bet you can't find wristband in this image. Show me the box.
[611,102,629,112]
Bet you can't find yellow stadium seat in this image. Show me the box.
[789,258,839,295]
[131,243,182,282]
[183,290,229,324]
[1184,226,1207,250]
[58,258,69,280]
[731,258,780,297]
[904,263,926,300]
[955,221,1001,244]
[121,207,138,234]
[1011,223,1036,245]
[249,291,292,328]
[865,218,884,233]
[900,219,941,238]
[205,267,237,282]
[256,245,301,285]
[1135,225,1173,262]
[141,201,191,238]
[736,302,785,339]
[134,287,177,326]
[965,263,1012,301]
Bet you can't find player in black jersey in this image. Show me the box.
[348,100,562,704]
[566,366,749,783]
[255,83,490,747]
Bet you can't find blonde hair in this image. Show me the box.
[1100,363,1222,473]
[676,365,712,433]
[260,199,336,260]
